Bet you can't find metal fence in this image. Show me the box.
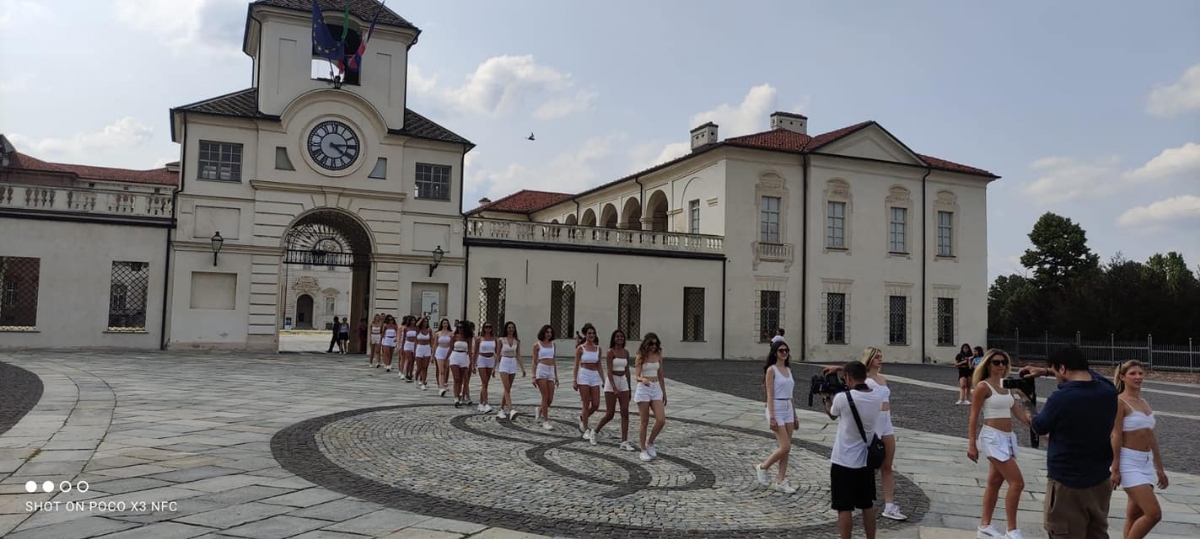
[987,330,1199,373]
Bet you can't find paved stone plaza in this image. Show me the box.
[1,351,1199,538]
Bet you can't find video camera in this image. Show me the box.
[807,371,848,406]
[1001,376,1040,448]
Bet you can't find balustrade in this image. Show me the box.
[0,183,173,221]
[466,217,724,254]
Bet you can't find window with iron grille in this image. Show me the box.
[0,256,41,329]
[937,211,954,256]
[108,261,149,331]
[617,284,641,340]
[415,163,451,200]
[682,287,705,341]
[888,295,907,345]
[198,141,243,182]
[689,200,700,234]
[760,196,780,243]
[937,297,955,345]
[759,290,780,342]
[480,277,507,330]
[826,292,846,344]
[550,280,575,339]
[889,207,907,253]
[826,201,846,248]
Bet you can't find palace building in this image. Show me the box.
[0,0,998,362]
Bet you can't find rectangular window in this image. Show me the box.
[826,292,846,344]
[889,207,907,253]
[759,196,780,243]
[617,284,641,340]
[326,297,335,314]
[198,141,243,182]
[479,277,507,330]
[550,280,575,339]
[759,290,780,342]
[682,287,705,341]
[689,200,701,234]
[888,295,907,345]
[415,163,451,200]
[108,261,149,331]
[937,297,955,345]
[826,201,846,248]
[937,211,954,257]
[0,256,41,329]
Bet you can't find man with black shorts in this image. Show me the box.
[822,361,883,539]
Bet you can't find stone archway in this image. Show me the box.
[295,294,314,329]
[581,208,597,227]
[646,190,669,231]
[620,198,642,230]
[600,204,618,229]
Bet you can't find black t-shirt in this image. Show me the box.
[954,353,972,370]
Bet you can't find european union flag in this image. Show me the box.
[311,0,344,65]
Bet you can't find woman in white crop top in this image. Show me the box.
[593,329,636,452]
[967,349,1033,539]
[573,324,605,444]
[379,315,399,372]
[413,318,433,390]
[754,340,800,494]
[400,316,418,382]
[473,322,499,414]
[532,324,559,431]
[633,332,667,463]
[433,319,453,397]
[369,314,383,367]
[495,321,526,420]
[1112,360,1167,539]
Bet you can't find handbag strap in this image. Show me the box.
[846,390,870,444]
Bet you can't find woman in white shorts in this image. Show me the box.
[433,319,453,397]
[633,333,666,462]
[449,322,474,407]
[967,349,1033,539]
[532,324,559,430]
[1112,360,1167,539]
[593,329,635,451]
[368,314,382,366]
[400,316,418,382]
[474,322,499,413]
[379,315,398,372]
[413,318,432,390]
[496,321,526,419]
[573,324,605,444]
[754,341,799,493]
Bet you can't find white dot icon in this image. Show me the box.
[41,481,54,493]
[24,481,36,493]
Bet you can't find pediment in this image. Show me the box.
[817,124,925,166]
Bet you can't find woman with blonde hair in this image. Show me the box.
[1112,360,1167,539]
[368,314,383,366]
[633,332,667,462]
[966,348,1033,539]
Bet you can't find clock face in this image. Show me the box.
[307,120,360,171]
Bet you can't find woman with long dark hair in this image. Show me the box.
[368,313,382,366]
[955,343,973,405]
[573,323,605,443]
[474,322,499,413]
[401,315,418,382]
[533,324,558,430]
[1112,360,1167,539]
[967,348,1032,539]
[414,317,433,390]
[633,332,666,462]
[496,321,526,419]
[379,315,398,372]
[434,318,453,397]
[592,329,635,451]
[449,321,475,407]
[754,340,798,493]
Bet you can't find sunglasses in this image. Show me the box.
[778,349,790,354]
[990,360,1009,366]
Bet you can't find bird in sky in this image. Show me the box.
[527,133,535,141]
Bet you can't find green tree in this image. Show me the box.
[1144,251,1196,292]
[1019,212,1100,290]
[987,274,1038,333]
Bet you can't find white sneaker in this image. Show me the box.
[497,409,507,419]
[646,444,657,458]
[591,429,603,442]
[386,367,391,372]
[588,431,598,445]
[775,479,797,494]
[639,451,652,462]
[1004,530,1023,539]
[619,440,637,452]
[578,417,585,433]
[755,464,771,486]
[439,388,447,397]
[509,409,519,420]
[977,525,1002,539]
[484,404,493,413]
[582,429,593,441]
[542,421,553,430]
[881,503,907,521]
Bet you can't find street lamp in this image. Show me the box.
[210,232,224,266]
[428,245,445,277]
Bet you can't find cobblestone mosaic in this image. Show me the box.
[0,361,42,435]
[272,404,927,538]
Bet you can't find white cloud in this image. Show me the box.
[1117,195,1200,228]
[1125,142,1200,182]
[409,56,596,120]
[1147,63,1200,118]
[8,117,154,162]
[114,0,243,57]
[0,0,50,28]
[470,134,628,202]
[0,73,30,94]
[1021,155,1122,203]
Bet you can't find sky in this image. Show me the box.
[1,0,1197,282]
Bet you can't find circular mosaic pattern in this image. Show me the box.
[272,405,927,538]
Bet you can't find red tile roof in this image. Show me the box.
[3,150,179,186]
[467,190,574,215]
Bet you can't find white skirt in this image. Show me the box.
[498,357,519,375]
[634,382,663,403]
[978,425,1018,462]
[876,410,895,437]
[370,334,381,344]
[766,399,796,426]
[1119,448,1156,489]
[435,346,450,360]
[535,364,556,380]
[605,374,630,393]
[449,351,470,368]
[577,368,602,387]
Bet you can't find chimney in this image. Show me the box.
[689,122,719,151]
[769,111,808,135]
[478,197,492,206]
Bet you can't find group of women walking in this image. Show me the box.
[365,315,669,462]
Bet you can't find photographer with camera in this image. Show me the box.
[1018,345,1117,539]
[967,349,1033,539]
[819,361,884,539]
